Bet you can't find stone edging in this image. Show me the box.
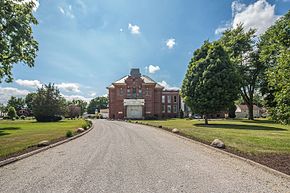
[131,121,290,180]
[0,122,94,168]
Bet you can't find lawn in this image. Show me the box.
[0,119,86,158]
[140,118,290,155]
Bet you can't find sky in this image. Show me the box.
[1,0,289,103]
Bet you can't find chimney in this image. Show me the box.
[130,68,141,78]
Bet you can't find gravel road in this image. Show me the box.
[0,120,289,193]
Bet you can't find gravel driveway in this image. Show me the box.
[0,119,289,193]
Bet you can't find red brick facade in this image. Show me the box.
[107,69,180,119]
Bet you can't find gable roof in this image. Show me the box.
[107,74,164,89]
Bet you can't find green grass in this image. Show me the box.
[0,119,86,158]
[140,118,290,155]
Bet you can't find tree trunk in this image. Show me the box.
[204,115,208,125]
[247,103,254,120]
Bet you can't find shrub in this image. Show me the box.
[7,106,17,120]
[35,116,62,122]
[20,115,26,120]
[82,119,92,130]
[66,130,73,138]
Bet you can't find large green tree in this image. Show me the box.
[87,96,108,114]
[0,0,38,82]
[181,41,239,124]
[266,50,290,124]
[32,84,66,122]
[219,24,264,120]
[259,11,290,124]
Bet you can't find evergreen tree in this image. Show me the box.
[181,42,239,124]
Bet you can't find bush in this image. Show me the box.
[35,116,62,122]
[66,130,73,138]
[20,115,26,120]
[82,119,92,130]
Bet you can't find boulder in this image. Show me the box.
[172,128,179,133]
[211,139,225,148]
[37,140,49,147]
[77,128,85,133]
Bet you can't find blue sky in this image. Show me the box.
[1,0,289,103]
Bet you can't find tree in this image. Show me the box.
[181,42,239,124]
[228,102,237,118]
[7,106,17,120]
[67,104,81,119]
[7,96,25,115]
[267,51,290,124]
[0,103,7,117]
[0,0,38,82]
[25,92,36,114]
[87,97,108,114]
[219,24,264,120]
[259,11,290,124]
[71,99,87,115]
[32,84,66,122]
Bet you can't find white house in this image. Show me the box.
[235,105,262,118]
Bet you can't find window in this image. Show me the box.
[167,96,171,104]
[119,88,124,95]
[162,96,165,103]
[138,89,142,97]
[173,105,177,113]
[174,96,177,103]
[127,89,131,97]
[167,105,172,113]
[132,87,137,98]
[162,104,165,113]
[146,88,150,96]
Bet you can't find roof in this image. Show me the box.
[107,74,164,89]
[236,104,261,112]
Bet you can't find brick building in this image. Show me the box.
[107,68,181,119]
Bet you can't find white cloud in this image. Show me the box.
[128,23,140,34]
[58,6,65,14]
[58,5,75,19]
[15,79,42,88]
[215,0,280,35]
[56,83,80,93]
[89,92,97,97]
[158,81,179,90]
[146,65,160,74]
[0,87,30,104]
[166,38,176,49]
[61,94,92,102]
[215,26,229,35]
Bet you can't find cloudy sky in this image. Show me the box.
[1,0,289,103]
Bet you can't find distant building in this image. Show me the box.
[235,105,262,118]
[107,68,181,119]
[99,109,109,119]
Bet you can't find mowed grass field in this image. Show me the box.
[0,119,86,158]
[140,118,290,155]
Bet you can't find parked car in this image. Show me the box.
[193,114,202,119]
